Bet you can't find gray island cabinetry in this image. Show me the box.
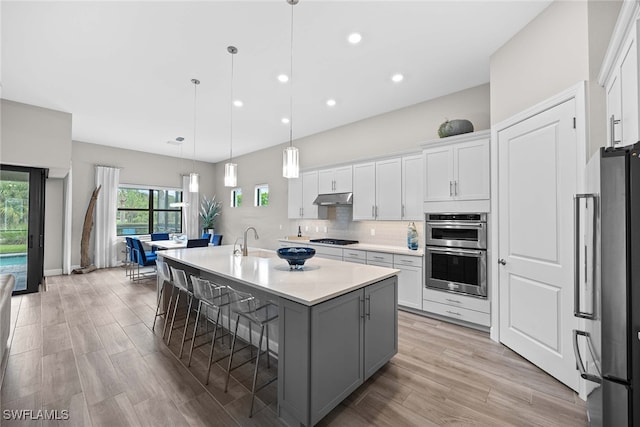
[157,246,398,427]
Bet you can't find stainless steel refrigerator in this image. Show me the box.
[574,143,640,426]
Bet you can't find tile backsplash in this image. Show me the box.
[288,206,424,248]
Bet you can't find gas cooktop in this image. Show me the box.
[309,238,359,246]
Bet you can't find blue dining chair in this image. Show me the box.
[211,234,223,246]
[124,237,137,278]
[131,238,158,281]
[186,238,210,248]
[201,233,212,242]
[150,232,170,252]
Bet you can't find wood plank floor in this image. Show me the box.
[1,268,587,426]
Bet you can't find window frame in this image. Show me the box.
[254,184,269,207]
[117,186,183,236]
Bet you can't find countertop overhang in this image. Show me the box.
[157,245,399,306]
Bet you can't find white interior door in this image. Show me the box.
[498,98,579,391]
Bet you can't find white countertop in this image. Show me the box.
[278,238,424,257]
[158,245,399,306]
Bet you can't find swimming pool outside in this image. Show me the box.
[0,253,27,291]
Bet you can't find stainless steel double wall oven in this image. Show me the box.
[425,213,487,298]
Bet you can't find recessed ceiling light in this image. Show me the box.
[281,117,290,124]
[391,73,404,83]
[326,99,336,107]
[278,74,289,83]
[233,100,243,107]
[347,33,362,44]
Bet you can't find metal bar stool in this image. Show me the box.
[152,258,174,333]
[167,266,196,357]
[224,287,279,417]
[187,276,232,384]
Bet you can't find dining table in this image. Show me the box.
[144,239,188,250]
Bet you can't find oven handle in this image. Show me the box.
[427,222,485,229]
[427,247,483,257]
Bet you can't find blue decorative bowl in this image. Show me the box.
[277,247,316,270]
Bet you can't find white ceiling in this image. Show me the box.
[2,0,551,163]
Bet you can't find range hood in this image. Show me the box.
[313,192,353,206]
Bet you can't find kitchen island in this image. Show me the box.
[158,245,399,426]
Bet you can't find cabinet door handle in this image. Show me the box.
[454,181,458,196]
[402,205,405,218]
[372,205,375,218]
[360,297,365,319]
[610,115,621,145]
[449,181,453,197]
[446,310,461,316]
[366,295,371,319]
[446,298,462,304]
[375,205,378,218]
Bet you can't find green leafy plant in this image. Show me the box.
[200,195,222,230]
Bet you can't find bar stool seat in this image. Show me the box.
[224,287,279,417]
[188,276,231,384]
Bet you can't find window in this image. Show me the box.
[231,188,242,208]
[117,187,182,235]
[255,184,269,207]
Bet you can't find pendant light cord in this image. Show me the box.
[230,50,235,162]
[191,79,199,169]
[289,1,294,148]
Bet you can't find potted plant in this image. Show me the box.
[200,195,222,235]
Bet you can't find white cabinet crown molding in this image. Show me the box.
[420,129,490,149]
[598,0,640,86]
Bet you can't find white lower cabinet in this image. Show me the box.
[422,288,490,327]
[393,254,422,310]
[343,249,366,264]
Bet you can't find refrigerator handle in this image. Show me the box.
[573,329,602,384]
[573,193,597,319]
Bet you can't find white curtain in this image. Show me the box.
[94,166,120,268]
[62,167,73,274]
[182,175,199,238]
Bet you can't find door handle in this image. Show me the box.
[573,194,597,319]
[366,295,371,320]
[449,181,453,197]
[454,181,458,196]
[498,258,506,265]
[610,115,621,145]
[28,235,33,249]
[573,330,602,383]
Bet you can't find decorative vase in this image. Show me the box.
[438,119,474,138]
[407,222,418,250]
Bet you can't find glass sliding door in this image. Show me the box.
[0,165,46,294]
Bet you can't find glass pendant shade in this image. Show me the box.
[189,172,199,193]
[224,162,237,187]
[283,146,299,178]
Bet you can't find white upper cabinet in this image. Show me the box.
[401,154,424,221]
[375,158,402,220]
[318,165,353,194]
[353,162,376,220]
[288,170,319,219]
[600,3,640,148]
[421,129,490,213]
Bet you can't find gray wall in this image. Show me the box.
[71,141,217,267]
[490,0,621,157]
[44,179,64,274]
[213,84,490,249]
[1,99,72,178]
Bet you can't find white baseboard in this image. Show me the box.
[44,269,63,277]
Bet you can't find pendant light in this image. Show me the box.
[283,0,300,179]
[189,78,200,192]
[224,46,238,187]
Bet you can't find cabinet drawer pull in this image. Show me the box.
[373,256,384,260]
[446,298,462,304]
[446,310,461,316]
[399,259,414,264]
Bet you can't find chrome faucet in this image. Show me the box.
[242,227,259,256]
